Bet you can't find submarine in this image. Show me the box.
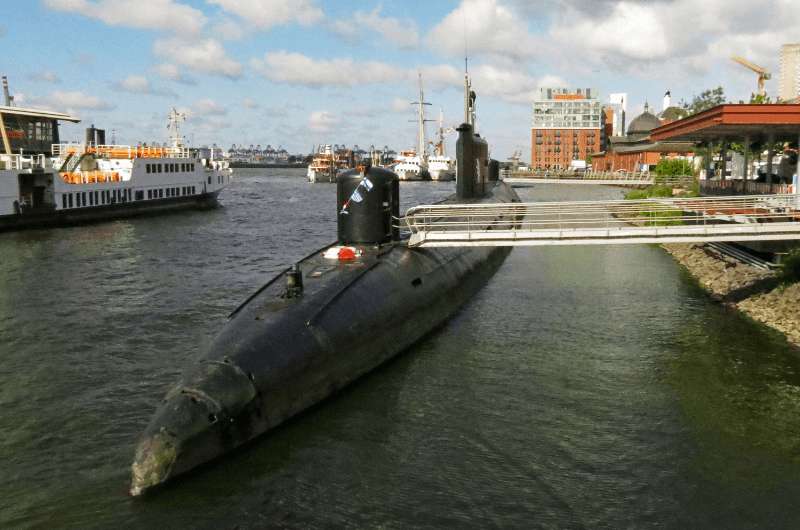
[129,77,521,496]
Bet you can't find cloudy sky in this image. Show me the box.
[2,0,797,159]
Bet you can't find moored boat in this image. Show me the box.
[0,95,232,231]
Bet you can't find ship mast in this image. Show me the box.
[463,57,476,128]
[167,107,186,148]
[411,72,432,161]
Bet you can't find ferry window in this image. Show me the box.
[159,189,164,198]
[136,190,143,201]
[68,193,73,208]
[146,164,151,174]
[89,192,93,206]
[157,164,162,173]
[94,191,99,204]
[192,186,196,194]
[147,190,151,199]
[191,163,195,171]
[62,194,67,209]
[105,190,110,203]
[180,164,185,172]
[83,192,87,205]
[76,193,81,207]
[208,176,211,184]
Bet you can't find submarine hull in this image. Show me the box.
[131,181,519,496]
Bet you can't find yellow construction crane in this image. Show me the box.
[731,56,771,97]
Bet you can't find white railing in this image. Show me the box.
[0,153,49,170]
[504,169,696,186]
[405,194,800,247]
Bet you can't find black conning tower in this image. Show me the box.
[337,164,400,245]
[456,123,490,199]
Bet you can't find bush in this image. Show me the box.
[781,249,800,283]
[654,159,694,178]
[625,185,673,200]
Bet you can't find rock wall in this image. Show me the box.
[662,243,800,346]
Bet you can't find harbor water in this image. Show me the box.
[2,169,800,528]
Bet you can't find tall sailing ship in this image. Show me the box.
[0,78,231,231]
[395,73,432,181]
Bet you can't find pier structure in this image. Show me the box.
[650,103,800,186]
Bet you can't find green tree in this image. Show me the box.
[749,92,773,104]
[681,86,726,116]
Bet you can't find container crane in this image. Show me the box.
[731,56,771,97]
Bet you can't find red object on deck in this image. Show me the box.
[338,247,357,261]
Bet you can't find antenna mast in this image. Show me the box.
[167,107,186,148]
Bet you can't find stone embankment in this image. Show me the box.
[662,243,800,346]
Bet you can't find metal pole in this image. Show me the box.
[743,135,750,184]
[766,132,775,187]
[720,141,727,181]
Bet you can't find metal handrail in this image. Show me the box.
[405,194,800,242]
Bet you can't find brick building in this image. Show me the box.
[531,88,603,170]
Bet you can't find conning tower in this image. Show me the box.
[455,61,499,200]
[337,163,400,244]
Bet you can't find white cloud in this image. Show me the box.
[113,75,176,96]
[428,0,538,59]
[153,38,242,79]
[153,63,196,85]
[207,0,323,30]
[242,97,259,109]
[192,98,227,116]
[28,71,61,83]
[28,90,115,112]
[251,51,405,87]
[330,7,418,49]
[43,0,206,35]
[308,110,339,132]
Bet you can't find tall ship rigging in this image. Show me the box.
[395,73,432,181]
[0,78,231,231]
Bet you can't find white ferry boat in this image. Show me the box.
[0,100,231,231]
[428,109,455,181]
[394,149,429,181]
[428,155,454,181]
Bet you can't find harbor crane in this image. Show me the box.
[731,56,771,97]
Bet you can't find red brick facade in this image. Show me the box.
[530,128,601,169]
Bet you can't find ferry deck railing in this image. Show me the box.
[405,194,800,247]
[52,143,191,159]
[0,153,49,171]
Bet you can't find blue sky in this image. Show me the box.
[1,0,796,160]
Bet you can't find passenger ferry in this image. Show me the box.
[0,96,232,231]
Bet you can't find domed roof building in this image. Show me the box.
[626,103,662,139]
[590,101,695,172]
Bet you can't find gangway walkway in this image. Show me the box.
[405,194,800,247]
[501,172,695,187]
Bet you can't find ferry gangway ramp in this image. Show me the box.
[404,194,800,248]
